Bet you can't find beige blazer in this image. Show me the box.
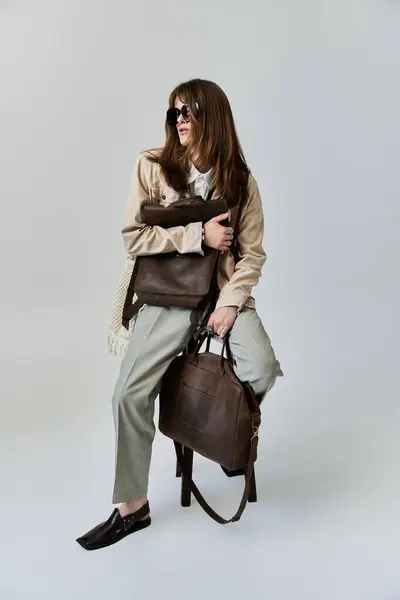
[122,152,267,312]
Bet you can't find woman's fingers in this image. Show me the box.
[222,227,233,246]
[214,319,230,337]
[219,241,232,251]
[209,323,231,338]
[218,324,229,338]
[208,308,237,339]
[208,310,236,338]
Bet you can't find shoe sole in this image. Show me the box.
[76,517,151,551]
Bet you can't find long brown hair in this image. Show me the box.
[147,79,249,208]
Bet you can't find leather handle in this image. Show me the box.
[191,329,234,373]
[192,329,209,356]
[193,327,232,355]
[221,336,234,364]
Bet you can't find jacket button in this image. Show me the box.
[162,195,166,200]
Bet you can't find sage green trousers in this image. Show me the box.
[112,305,283,503]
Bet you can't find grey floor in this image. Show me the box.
[1,307,399,600]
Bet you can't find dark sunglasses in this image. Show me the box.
[166,103,199,126]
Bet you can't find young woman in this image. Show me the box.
[77,78,283,551]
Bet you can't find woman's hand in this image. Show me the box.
[208,306,237,338]
[203,212,233,252]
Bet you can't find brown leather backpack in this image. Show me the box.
[122,192,229,327]
[122,190,246,328]
[159,329,261,524]
[134,190,226,308]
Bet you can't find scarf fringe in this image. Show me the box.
[107,256,137,357]
[107,323,135,356]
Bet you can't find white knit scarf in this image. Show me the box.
[107,256,140,356]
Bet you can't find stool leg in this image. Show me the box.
[175,443,182,477]
[248,469,257,503]
[181,446,193,507]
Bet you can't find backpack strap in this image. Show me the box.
[121,157,162,329]
[231,180,248,263]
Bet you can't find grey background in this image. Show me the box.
[1,1,399,599]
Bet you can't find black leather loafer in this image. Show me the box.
[76,502,151,551]
[221,465,245,477]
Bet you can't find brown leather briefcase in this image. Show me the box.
[159,329,261,524]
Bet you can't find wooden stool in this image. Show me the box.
[175,442,257,507]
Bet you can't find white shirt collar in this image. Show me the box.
[187,162,213,188]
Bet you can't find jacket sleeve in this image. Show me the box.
[215,176,267,311]
[121,154,203,256]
